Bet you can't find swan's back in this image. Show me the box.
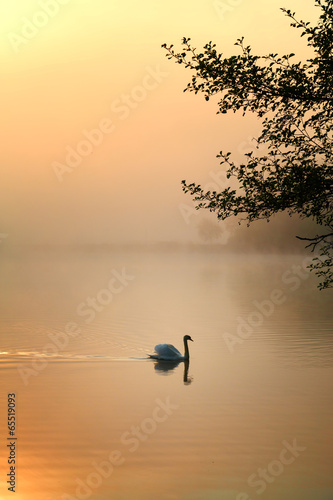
[151,343,183,360]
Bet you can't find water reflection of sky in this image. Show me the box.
[0,251,332,499]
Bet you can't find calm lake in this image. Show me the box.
[0,248,333,500]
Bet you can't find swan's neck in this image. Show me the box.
[183,338,190,360]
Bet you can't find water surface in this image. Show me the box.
[0,248,332,500]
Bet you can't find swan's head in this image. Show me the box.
[184,335,193,342]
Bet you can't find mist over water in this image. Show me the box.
[0,247,332,499]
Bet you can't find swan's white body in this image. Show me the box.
[149,335,193,361]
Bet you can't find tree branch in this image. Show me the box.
[296,232,333,251]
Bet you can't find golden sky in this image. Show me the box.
[0,0,320,245]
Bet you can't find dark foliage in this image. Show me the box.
[162,0,333,289]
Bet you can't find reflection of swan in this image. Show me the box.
[154,359,181,375]
[183,359,192,385]
[149,335,193,361]
[151,358,193,385]
[153,359,182,373]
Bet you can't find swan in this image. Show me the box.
[149,335,193,361]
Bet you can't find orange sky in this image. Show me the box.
[0,0,320,245]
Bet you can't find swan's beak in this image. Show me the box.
[189,337,193,342]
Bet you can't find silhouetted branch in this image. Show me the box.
[296,232,333,251]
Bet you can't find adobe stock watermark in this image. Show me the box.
[52,65,169,183]
[76,268,135,323]
[62,397,179,500]
[213,0,243,21]
[236,439,306,499]
[223,256,315,353]
[7,0,71,53]
[17,268,134,385]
